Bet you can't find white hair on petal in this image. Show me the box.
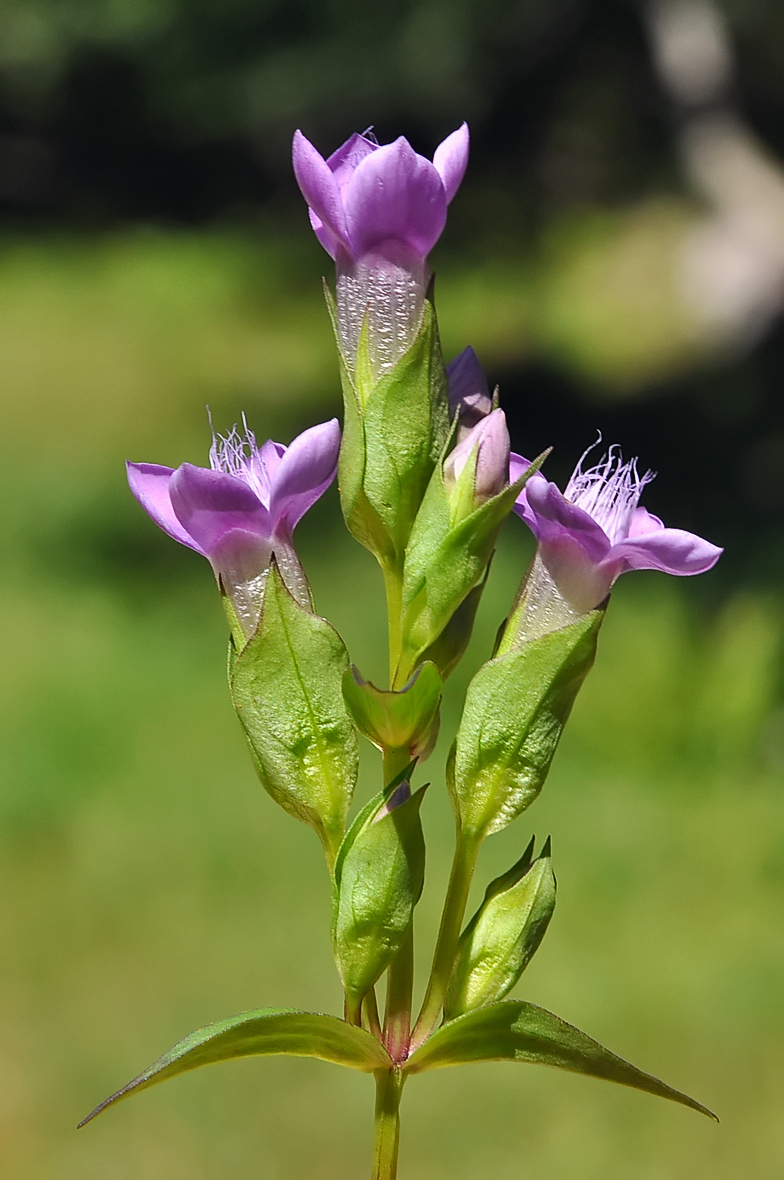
[565,440,654,545]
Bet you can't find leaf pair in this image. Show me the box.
[81,1002,716,1127]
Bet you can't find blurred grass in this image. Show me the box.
[0,229,782,1179]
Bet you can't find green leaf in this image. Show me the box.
[231,562,359,865]
[80,1008,391,1125]
[450,609,604,839]
[334,780,427,1016]
[342,661,442,758]
[444,842,556,1019]
[405,1001,716,1120]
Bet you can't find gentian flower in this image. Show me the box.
[292,124,469,378]
[127,418,341,641]
[446,346,494,441]
[509,444,723,642]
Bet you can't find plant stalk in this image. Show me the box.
[383,923,413,1062]
[411,830,480,1047]
[372,1068,404,1180]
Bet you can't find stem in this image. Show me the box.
[364,988,382,1040]
[372,1068,404,1180]
[382,561,405,687]
[383,924,413,1062]
[411,830,481,1048]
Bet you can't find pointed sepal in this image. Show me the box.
[332,286,450,568]
[444,839,556,1019]
[449,607,604,839]
[230,561,359,867]
[342,661,442,761]
[333,772,427,1020]
[399,450,548,680]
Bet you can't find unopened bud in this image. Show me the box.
[443,408,510,517]
[447,346,493,439]
[444,838,556,1020]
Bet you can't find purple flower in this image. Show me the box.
[127,418,340,640]
[510,444,722,637]
[292,125,469,378]
[446,346,494,440]
[444,408,511,509]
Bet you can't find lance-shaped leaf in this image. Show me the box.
[342,661,442,760]
[80,1008,391,1125]
[405,1001,716,1120]
[419,563,490,681]
[333,777,427,1018]
[450,608,604,839]
[332,286,450,566]
[445,839,556,1020]
[231,561,359,866]
[399,452,547,680]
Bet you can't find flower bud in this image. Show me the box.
[444,839,556,1020]
[443,409,510,519]
[446,346,493,440]
[333,777,427,1022]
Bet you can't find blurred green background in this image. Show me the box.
[1,1,783,1177]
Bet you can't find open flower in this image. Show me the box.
[127,418,340,640]
[509,444,723,641]
[292,125,469,378]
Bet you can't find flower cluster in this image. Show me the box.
[104,118,723,1180]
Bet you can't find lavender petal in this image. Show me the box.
[609,528,724,577]
[344,137,447,260]
[169,463,271,560]
[433,123,470,204]
[292,130,350,258]
[126,461,204,554]
[268,419,341,535]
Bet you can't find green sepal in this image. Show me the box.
[444,839,556,1019]
[79,1008,391,1125]
[330,284,450,566]
[333,774,427,1017]
[450,607,604,840]
[342,661,442,761]
[405,1000,716,1120]
[418,561,491,681]
[230,561,359,868]
[399,452,548,680]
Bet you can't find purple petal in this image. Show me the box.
[292,130,350,258]
[540,531,617,612]
[169,463,271,560]
[344,137,447,259]
[628,506,664,537]
[268,418,341,535]
[447,345,492,421]
[326,132,377,194]
[609,528,723,577]
[433,123,470,204]
[524,477,611,562]
[127,461,204,554]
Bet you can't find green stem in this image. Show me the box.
[382,561,405,688]
[383,923,413,1062]
[364,988,382,1040]
[411,830,481,1048]
[372,1068,404,1180]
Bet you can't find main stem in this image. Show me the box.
[411,830,480,1048]
[372,1068,404,1180]
[382,560,405,687]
